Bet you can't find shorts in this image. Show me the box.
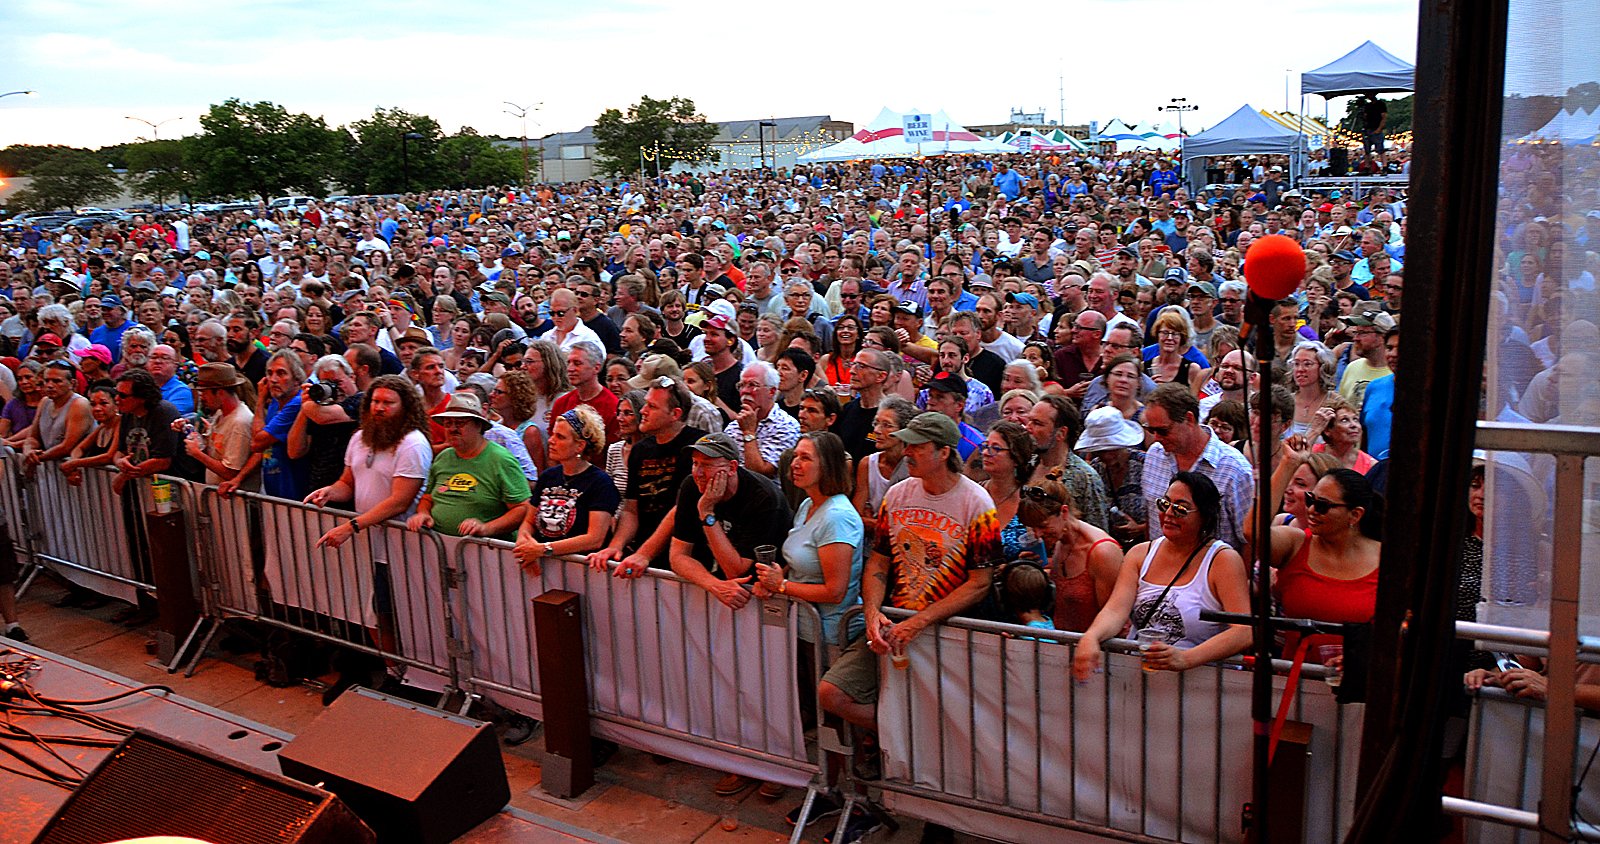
[820,635,880,706]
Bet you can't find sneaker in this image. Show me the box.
[823,806,884,844]
[713,773,754,796]
[757,780,785,800]
[785,791,844,828]
[2,626,26,643]
[502,714,538,746]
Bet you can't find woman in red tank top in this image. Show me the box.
[1017,468,1123,633]
[1252,468,1383,663]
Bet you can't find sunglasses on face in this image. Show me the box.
[1021,485,1064,504]
[1303,492,1349,515]
[551,309,572,318]
[1154,496,1194,517]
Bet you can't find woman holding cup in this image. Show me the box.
[1071,471,1252,679]
[755,431,864,645]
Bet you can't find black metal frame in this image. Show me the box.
[1350,1,1509,839]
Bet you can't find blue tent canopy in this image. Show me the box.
[1301,40,1415,97]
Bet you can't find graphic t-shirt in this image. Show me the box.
[424,441,532,539]
[625,426,705,558]
[531,463,620,542]
[874,475,1003,611]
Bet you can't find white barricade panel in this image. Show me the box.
[377,526,451,683]
[32,466,137,603]
[880,626,1361,843]
[1464,695,1600,844]
[456,550,816,782]
[203,490,260,617]
[261,504,371,626]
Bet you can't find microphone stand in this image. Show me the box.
[1244,291,1276,840]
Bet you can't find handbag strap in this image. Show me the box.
[1136,539,1209,631]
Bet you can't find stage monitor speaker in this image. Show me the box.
[1328,146,1349,177]
[277,687,510,844]
[35,729,374,844]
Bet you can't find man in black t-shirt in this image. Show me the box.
[292,356,363,491]
[590,377,705,573]
[112,369,201,492]
[669,432,791,597]
[834,349,892,461]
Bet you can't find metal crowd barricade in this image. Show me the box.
[1456,684,1600,843]
[0,450,38,594]
[452,539,826,790]
[25,464,160,604]
[869,611,1362,844]
[185,487,459,694]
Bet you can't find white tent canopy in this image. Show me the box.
[1521,107,1600,143]
[799,107,1013,162]
[1301,40,1415,97]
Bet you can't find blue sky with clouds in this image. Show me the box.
[0,0,1425,148]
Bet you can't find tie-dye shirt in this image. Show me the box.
[875,475,1003,611]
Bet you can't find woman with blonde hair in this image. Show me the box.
[1017,467,1122,633]
[1143,307,1205,394]
[491,370,547,474]
[1287,341,1338,439]
[514,405,618,572]
[519,338,571,437]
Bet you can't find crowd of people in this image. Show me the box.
[7,139,1562,841]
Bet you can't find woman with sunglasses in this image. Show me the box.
[1250,468,1383,665]
[1017,469,1121,633]
[977,421,1037,555]
[1072,471,1252,679]
[850,396,917,537]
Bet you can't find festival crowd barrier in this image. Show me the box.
[21,456,1592,843]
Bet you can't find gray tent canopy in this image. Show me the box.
[1182,105,1309,159]
[1301,40,1415,97]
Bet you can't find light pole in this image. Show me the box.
[401,131,424,194]
[503,101,542,188]
[125,115,183,141]
[0,91,37,102]
[1161,98,1199,177]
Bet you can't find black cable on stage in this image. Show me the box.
[30,684,174,707]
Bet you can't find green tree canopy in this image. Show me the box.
[122,139,196,207]
[439,128,524,189]
[6,149,120,212]
[1338,95,1413,135]
[592,96,719,177]
[189,99,341,201]
[339,107,445,194]
[0,144,94,178]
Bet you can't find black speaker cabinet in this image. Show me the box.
[276,687,510,844]
[34,729,374,844]
[1329,146,1350,176]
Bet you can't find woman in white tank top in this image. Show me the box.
[851,396,916,536]
[1071,471,1253,680]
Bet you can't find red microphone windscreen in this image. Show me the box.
[1243,234,1306,300]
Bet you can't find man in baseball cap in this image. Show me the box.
[922,373,984,459]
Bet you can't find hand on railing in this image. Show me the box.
[1072,638,1103,682]
[586,546,621,573]
[1465,667,1548,702]
[406,512,435,531]
[456,518,490,537]
[708,575,754,609]
[512,538,546,576]
[217,477,244,497]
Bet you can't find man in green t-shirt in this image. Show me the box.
[408,393,531,540]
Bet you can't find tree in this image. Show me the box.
[339,107,445,194]
[6,149,120,212]
[439,128,525,189]
[189,99,341,201]
[123,139,196,207]
[592,96,719,177]
[0,144,94,177]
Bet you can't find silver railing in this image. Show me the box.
[1445,420,1600,842]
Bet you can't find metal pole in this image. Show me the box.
[1250,305,1275,838]
[402,135,410,194]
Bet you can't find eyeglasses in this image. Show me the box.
[976,442,1005,455]
[551,308,572,319]
[1154,497,1195,517]
[849,360,886,372]
[1303,492,1349,515]
[1143,422,1173,437]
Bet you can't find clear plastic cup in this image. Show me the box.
[1136,629,1165,672]
[890,645,909,670]
[1318,643,1344,687]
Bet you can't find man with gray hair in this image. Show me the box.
[193,319,228,365]
[550,341,620,442]
[113,325,157,377]
[148,344,195,414]
[36,304,90,360]
[725,360,800,477]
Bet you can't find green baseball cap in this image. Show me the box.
[892,412,960,449]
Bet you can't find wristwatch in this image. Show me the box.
[741,433,756,443]
[703,513,718,527]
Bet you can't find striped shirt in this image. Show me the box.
[1141,427,1255,551]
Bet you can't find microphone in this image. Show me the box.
[1240,234,1306,334]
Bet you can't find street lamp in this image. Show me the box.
[125,115,184,141]
[0,91,37,102]
[1161,98,1199,176]
[503,101,542,188]
[757,120,777,172]
[401,131,424,194]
